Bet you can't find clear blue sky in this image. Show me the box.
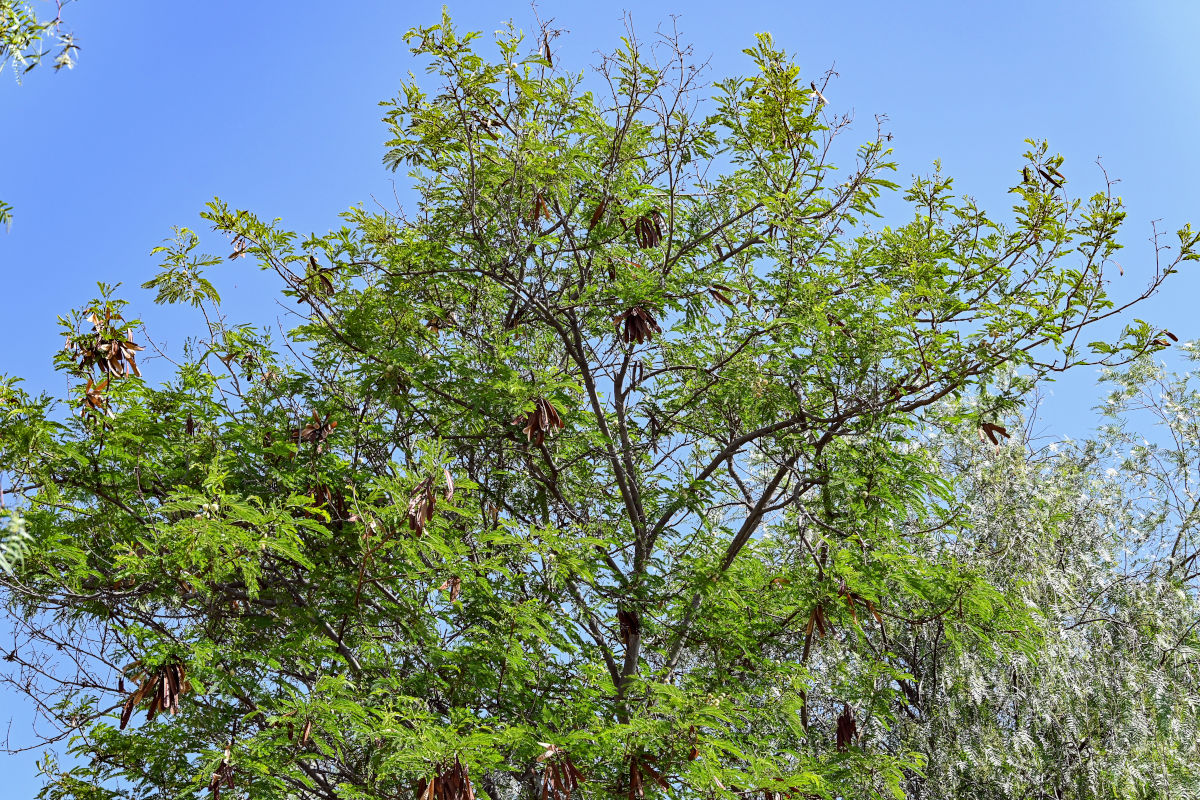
[3,0,1199,792]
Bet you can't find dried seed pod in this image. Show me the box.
[512,398,564,446]
[208,742,235,799]
[72,334,144,378]
[810,80,828,105]
[531,192,552,225]
[407,476,436,536]
[633,210,664,248]
[289,411,338,453]
[81,376,113,419]
[438,575,462,601]
[614,307,662,345]
[307,484,348,519]
[419,757,475,800]
[1037,167,1063,189]
[805,603,831,639]
[588,197,610,231]
[540,749,586,800]
[626,753,667,800]
[980,422,1010,446]
[119,659,192,730]
[835,703,857,751]
[825,314,850,336]
[228,236,248,259]
[709,285,736,307]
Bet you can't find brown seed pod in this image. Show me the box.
[531,192,552,225]
[418,757,476,800]
[538,745,586,800]
[633,210,664,248]
[980,422,1010,446]
[119,659,192,730]
[71,335,144,378]
[588,197,611,231]
[512,398,564,446]
[208,743,235,799]
[80,376,112,419]
[289,411,338,454]
[407,476,436,536]
[228,236,248,259]
[709,285,736,307]
[437,575,462,601]
[805,603,831,639]
[835,703,857,751]
[614,307,662,345]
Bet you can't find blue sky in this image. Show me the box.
[3,0,1200,791]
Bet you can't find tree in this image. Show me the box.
[889,365,1200,797]
[2,13,1195,800]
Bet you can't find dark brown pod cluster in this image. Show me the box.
[633,210,664,248]
[835,703,857,752]
[513,398,564,446]
[418,757,475,800]
[119,659,191,730]
[626,753,669,800]
[208,744,235,799]
[614,307,662,345]
[537,744,586,800]
[406,470,454,536]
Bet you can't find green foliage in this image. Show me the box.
[1,13,1195,800]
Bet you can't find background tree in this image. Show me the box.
[1,13,1195,800]
[1,0,80,228]
[0,0,77,75]
[891,364,1200,797]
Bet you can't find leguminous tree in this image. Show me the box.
[2,13,1195,800]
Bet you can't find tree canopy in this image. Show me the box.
[2,13,1198,800]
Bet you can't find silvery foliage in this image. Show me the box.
[897,359,1200,798]
[1,510,30,574]
[1,0,78,78]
